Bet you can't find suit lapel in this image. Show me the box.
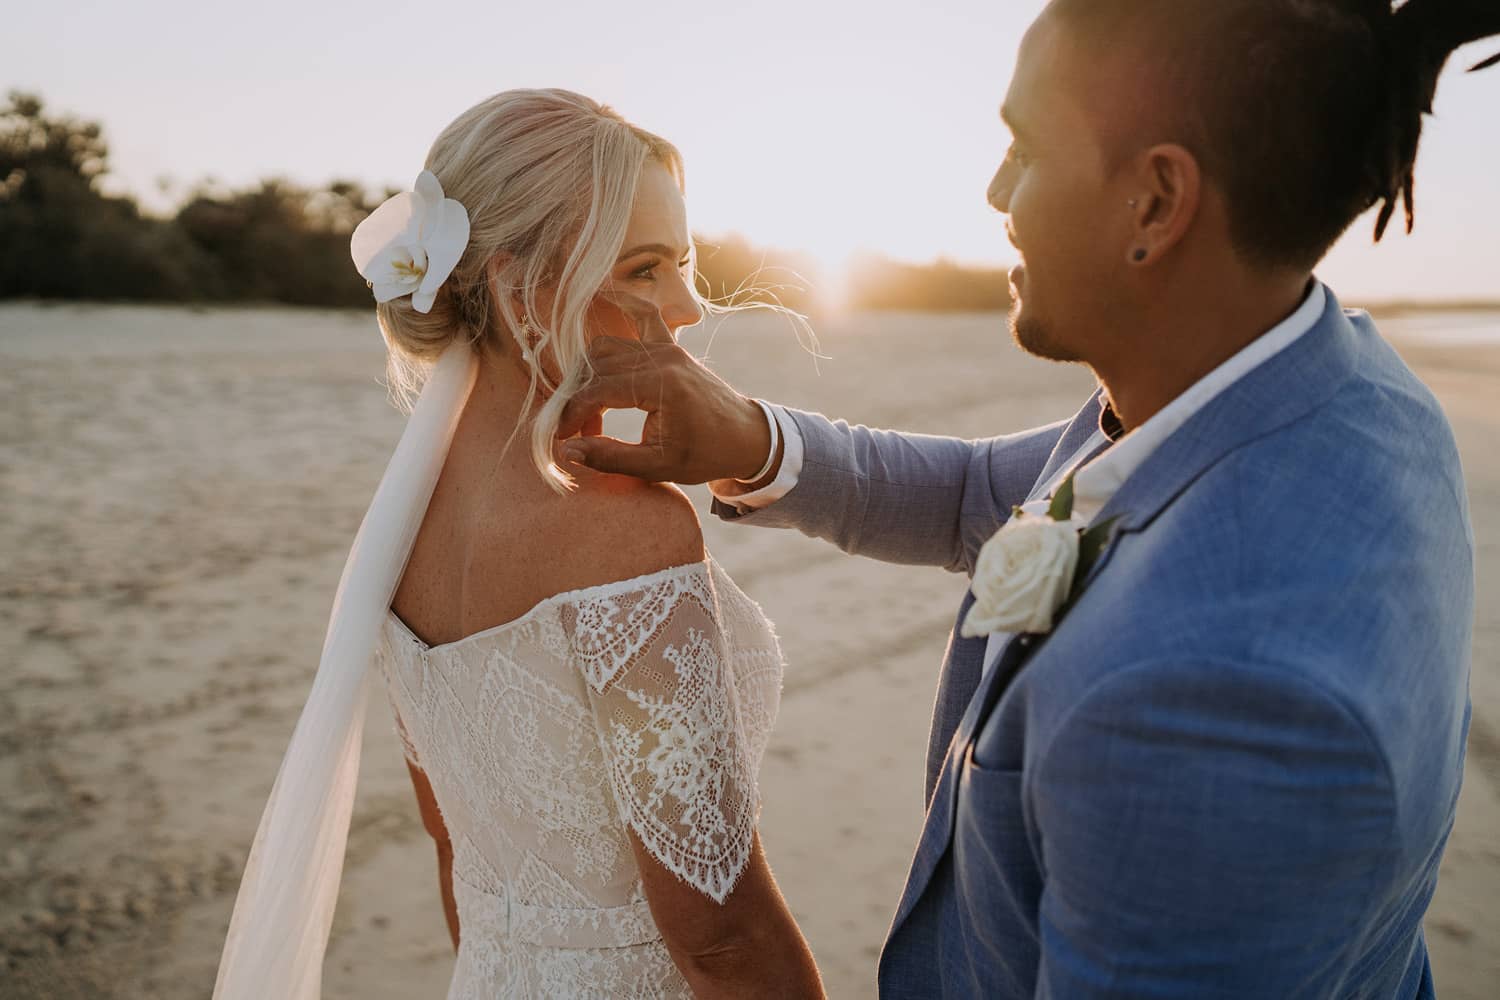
[924,590,983,804]
[888,631,1035,931]
[891,395,1112,928]
[966,431,1121,714]
[922,390,1112,803]
[1034,387,1112,487]
[886,289,1364,941]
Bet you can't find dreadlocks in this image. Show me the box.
[1365,0,1500,238]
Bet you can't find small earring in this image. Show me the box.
[1128,198,1139,208]
[1132,248,1148,263]
[515,317,536,362]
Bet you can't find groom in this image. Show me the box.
[561,1,1490,995]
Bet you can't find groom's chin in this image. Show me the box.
[1009,304,1080,363]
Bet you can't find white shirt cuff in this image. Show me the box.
[709,404,805,511]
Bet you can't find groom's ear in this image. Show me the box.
[1125,144,1202,267]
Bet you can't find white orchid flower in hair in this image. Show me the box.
[350,170,470,313]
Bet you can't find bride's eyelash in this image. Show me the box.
[630,258,694,281]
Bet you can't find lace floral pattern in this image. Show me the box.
[375,559,783,999]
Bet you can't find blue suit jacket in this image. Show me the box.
[715,291,1473,997]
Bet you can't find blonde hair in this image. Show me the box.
[374,88,687,490]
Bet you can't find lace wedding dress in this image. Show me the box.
[375,557,784,999]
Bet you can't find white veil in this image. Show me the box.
[214,341,477,999]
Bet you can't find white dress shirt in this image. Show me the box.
[711,283,1327,670]
[713,401,807,508]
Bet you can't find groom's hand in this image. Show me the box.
[556,296,776,486]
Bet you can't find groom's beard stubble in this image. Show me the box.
[1009,302,1083,364]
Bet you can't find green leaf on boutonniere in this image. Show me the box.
[1040,513,1124,634]
[1072,515,1121,599]
[1047,474,1075,521]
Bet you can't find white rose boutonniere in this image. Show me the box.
[960,475,1118,638]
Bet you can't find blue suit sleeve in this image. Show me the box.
[714,407,1070,575]
[1030,660,1397,998]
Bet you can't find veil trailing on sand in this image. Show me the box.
[213,341,476,999]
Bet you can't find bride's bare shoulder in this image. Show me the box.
[554,470,705,587]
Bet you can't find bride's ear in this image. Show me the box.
[485,252,514,295]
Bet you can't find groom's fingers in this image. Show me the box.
[556,373,658,439]
[555,338,660,438]
[599,288,676,346]
[560,435,669,481]
[557,335,689,438]
[556,380,625,439]
[555,329,765,483]
[633,308,675,345]
[587,334,653,363]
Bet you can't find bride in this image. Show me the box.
[214,88,823,998]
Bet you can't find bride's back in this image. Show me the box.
[391,364,704,649]
[374,368,788,997]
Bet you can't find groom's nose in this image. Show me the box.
[988,163,1015,213]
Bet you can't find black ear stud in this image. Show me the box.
[1132,248,1148,262]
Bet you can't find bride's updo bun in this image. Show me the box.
[374,88,683,488]
[374,279,465,363]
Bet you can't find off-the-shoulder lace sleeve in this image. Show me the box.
[565,565,761,904]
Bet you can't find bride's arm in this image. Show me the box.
[403,758,460,951]
[633,830,823,998]
[571,486,823,995]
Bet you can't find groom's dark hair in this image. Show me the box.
[1048,0,1500,272]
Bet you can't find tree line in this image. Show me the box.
[0,92,1011,313]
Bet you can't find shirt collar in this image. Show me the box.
[1072,281,1327,521]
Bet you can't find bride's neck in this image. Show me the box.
[459,347,546,447]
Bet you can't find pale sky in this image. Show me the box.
[9,0,1498,301]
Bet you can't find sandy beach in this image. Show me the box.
[2,301,1497,998]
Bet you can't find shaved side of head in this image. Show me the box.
[1043,0,1389,271]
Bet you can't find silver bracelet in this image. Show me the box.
[734,399,781,484]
